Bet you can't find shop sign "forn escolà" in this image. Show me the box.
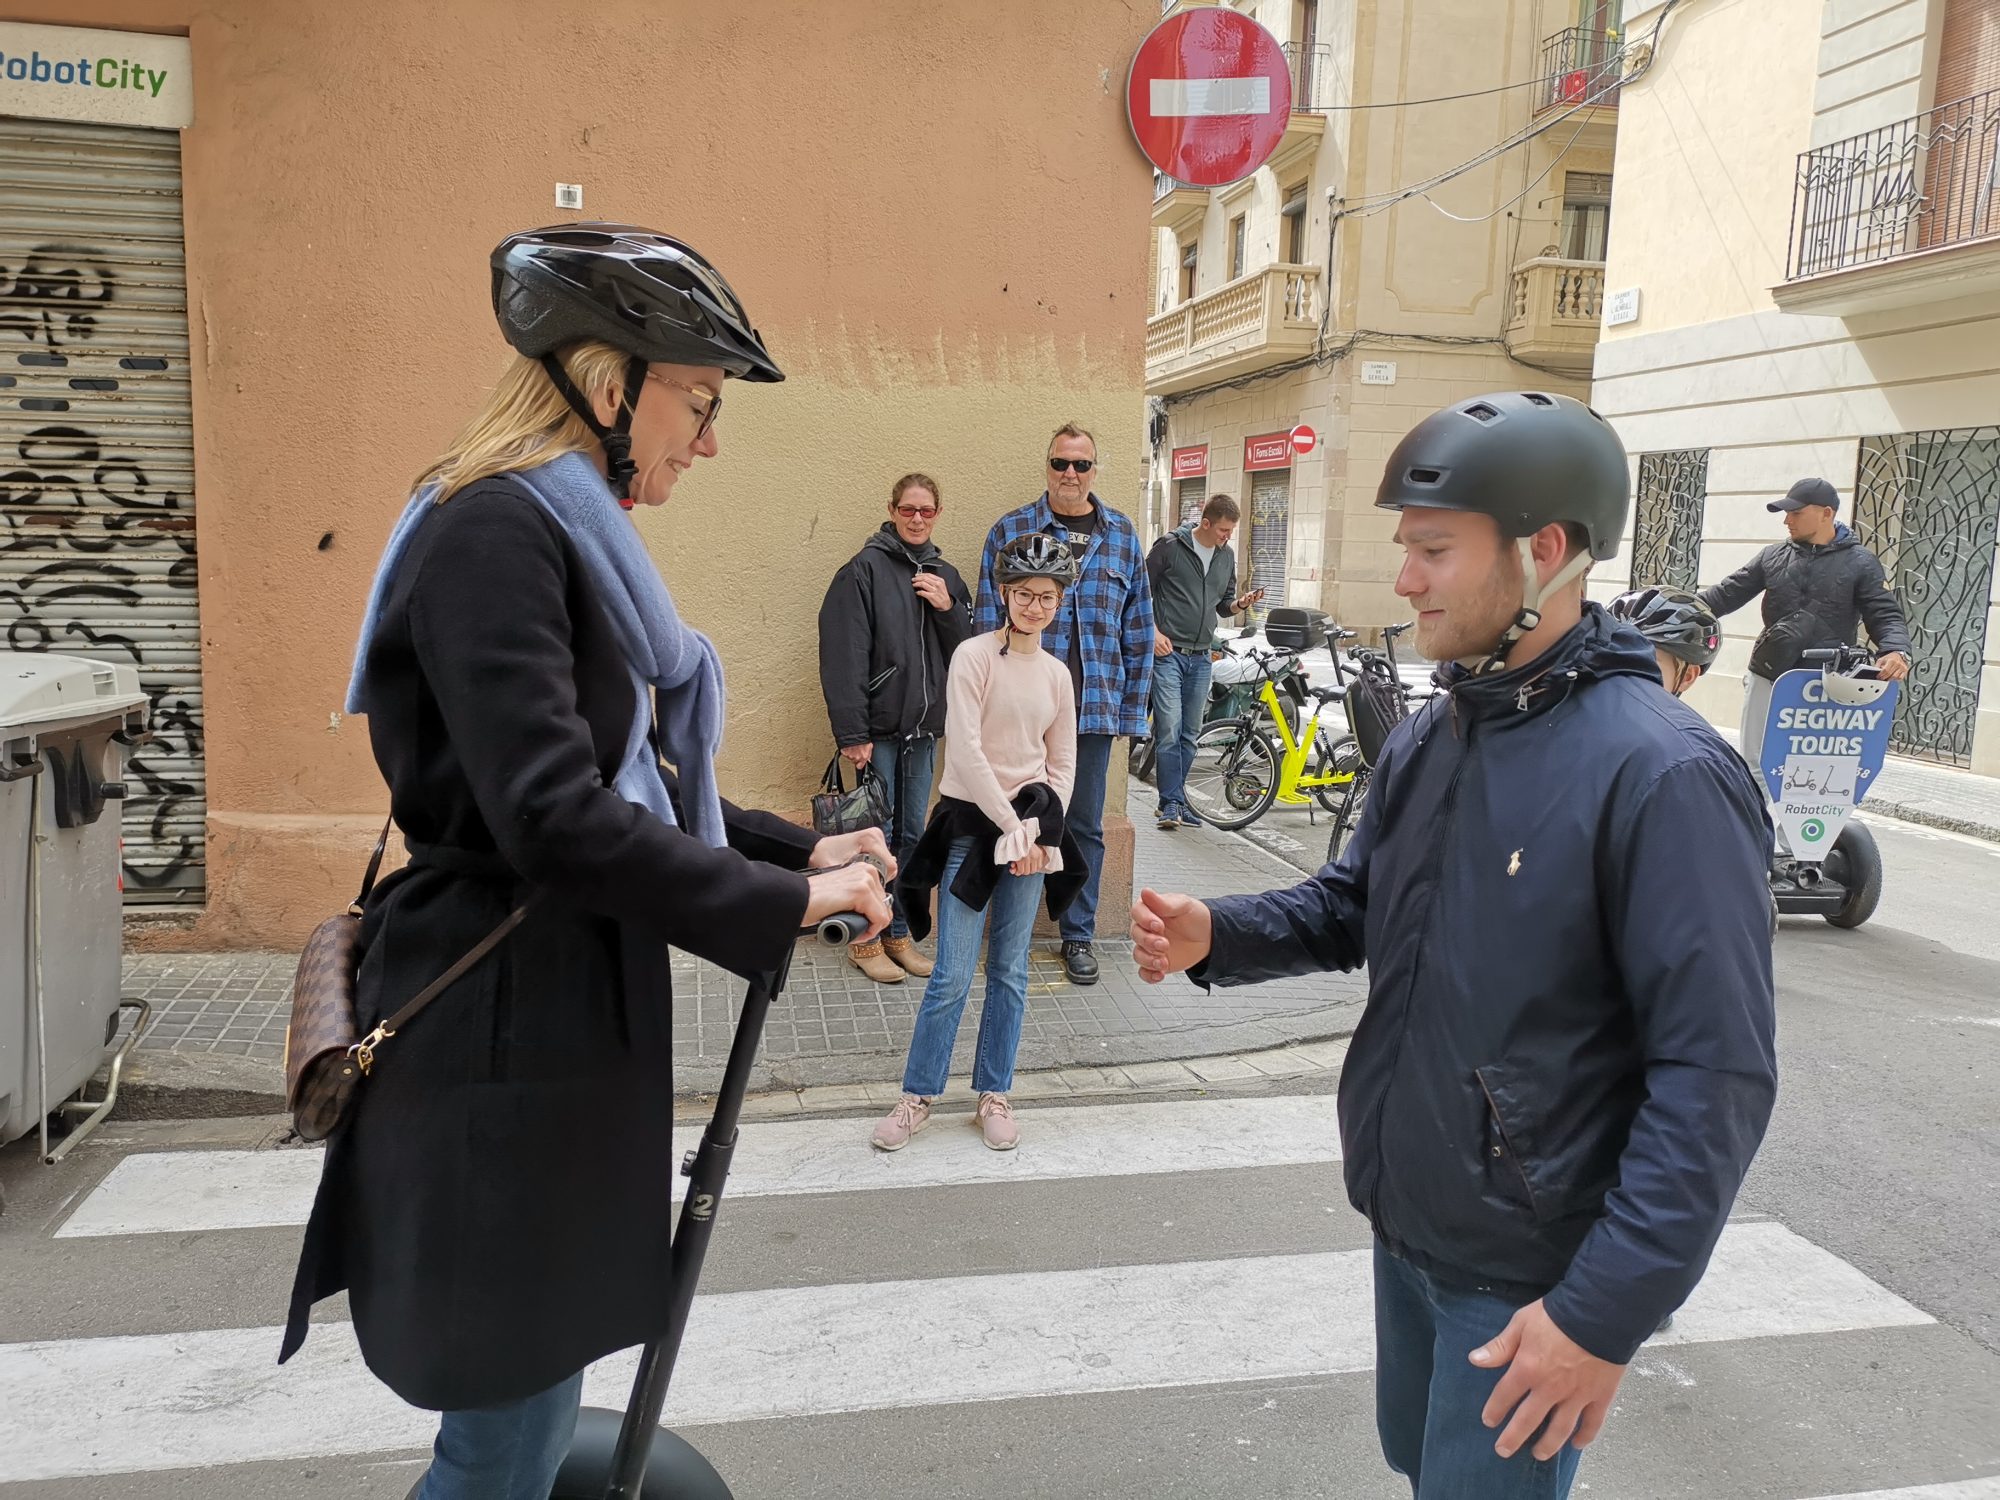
[0,21,192,130]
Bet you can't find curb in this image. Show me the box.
[1861,795,2000,846]
[110,1028,1357,1124]
[674,1035,1351,1124]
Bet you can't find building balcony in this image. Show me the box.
[1775,87,2000,316]
[1504,257,1605,374]
[1153,170,1209,238]
[1146,263,1322,397]
[1535,27,1621,118]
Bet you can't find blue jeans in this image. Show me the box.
[1148,650,1212,812]
[872,735,937,940]
[1060,732,1113,944]
[901,838,1044,1096]
[416,1369,584,1500]
[1373,1242,1583,1500]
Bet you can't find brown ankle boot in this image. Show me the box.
[849,939,905,983]
[882,936,934,978]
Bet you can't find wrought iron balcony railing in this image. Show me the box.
[1537,27,1622,114]
[1283,41,1335,113]
[1786,87,2000,279]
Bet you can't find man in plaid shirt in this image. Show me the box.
[974,423,1155,984]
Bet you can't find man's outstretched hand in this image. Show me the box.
[1130,888,1212,984]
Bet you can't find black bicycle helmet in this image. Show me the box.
[995,533,1080,589]
[1608,585,1721,668]
[490,223,783,503]
[1376,391,1631,669]
[492,223,783,380]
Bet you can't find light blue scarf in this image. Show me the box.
[345,451,727,847]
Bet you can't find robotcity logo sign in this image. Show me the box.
[0,22,192,129]
[0,48,170,98]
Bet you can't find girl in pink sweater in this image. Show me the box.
[872,535,1082,1152]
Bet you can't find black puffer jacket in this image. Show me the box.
[818,525,973,746]
[1700,525,1912,679]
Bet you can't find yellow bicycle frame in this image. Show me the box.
[1253,673,1354,805]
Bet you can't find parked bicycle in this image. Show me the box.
[1128,628,1309,785]
[1323,622,1422,863]
[1179,609,1365,833]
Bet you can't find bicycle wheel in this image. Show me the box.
[1325,768,1371,865]
[1183,720,1281,831]
[1310,734,1363,816]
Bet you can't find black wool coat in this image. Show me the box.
[281,477,817,1411]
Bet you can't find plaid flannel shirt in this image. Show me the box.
[974,494,1155,737]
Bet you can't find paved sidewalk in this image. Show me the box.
[117,785,1363,1102]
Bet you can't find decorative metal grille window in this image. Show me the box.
[1630,450,1708,593]
[1852,428,2000,767]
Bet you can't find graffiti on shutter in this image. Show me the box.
[1,117,204,902]
[1249,472,1290,619]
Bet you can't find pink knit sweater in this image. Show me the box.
[937,630,1077,862]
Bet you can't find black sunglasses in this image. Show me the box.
[1048,457,1095,473]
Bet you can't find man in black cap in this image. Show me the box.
[1699,476,1912,774]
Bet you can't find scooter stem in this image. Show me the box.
[601,941,797,1499]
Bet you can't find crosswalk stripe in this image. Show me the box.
[1809,1485,2000,1499]
[0,1220,1931,1483]
[53,1093,1340,1239]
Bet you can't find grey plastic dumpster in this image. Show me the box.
[0,652,150,1159]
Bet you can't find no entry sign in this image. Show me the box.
[1127,8,1292,188]
[1290,424,1318,456]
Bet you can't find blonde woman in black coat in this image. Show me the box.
[282,224,891,1500]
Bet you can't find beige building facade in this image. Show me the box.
[1144,0,1622,629]
[0,2,1153,948]
[1592,0,2000,775]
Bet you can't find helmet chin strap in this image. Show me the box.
[540,354,648,508]
[1475,538,1593,675]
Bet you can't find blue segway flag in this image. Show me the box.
[1761,668,1901,860]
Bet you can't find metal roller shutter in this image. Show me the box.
[0,116,204,904]
[1248,470,1290,619]
[1177,475,1206,526]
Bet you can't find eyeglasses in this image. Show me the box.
[1010,589,1062,610]
[646,372,722,443]
[893,504,939,519]
[1047,457,1095,474]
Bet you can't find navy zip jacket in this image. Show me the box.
[1197,606,1778,1363]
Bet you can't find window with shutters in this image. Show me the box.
[1228,215,1247,281]
[1281,181,1309,263]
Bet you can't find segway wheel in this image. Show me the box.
[551,1405,734,1499]
[1822,821,1883,930]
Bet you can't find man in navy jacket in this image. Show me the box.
[1133,393,1777,1499]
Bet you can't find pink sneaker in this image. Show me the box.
[870,1093,931,1152]
[975,1092,1019,1151]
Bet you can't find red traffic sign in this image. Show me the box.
[1128,8,1293,188]
[1290,424,1318,456]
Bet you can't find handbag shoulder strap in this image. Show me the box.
[378,900,531,1037]
[352,814,394,913]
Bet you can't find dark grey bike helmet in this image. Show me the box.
[490,223,784,501]
[1609,585,1721,668]
[1376,391,1631,669]
[995,533,1080,589]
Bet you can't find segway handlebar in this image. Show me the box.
[811,912,872,946]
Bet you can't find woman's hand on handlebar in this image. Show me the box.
[804,861,891,941]
[810,828,898,883]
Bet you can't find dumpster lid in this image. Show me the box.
[0,653,148,733]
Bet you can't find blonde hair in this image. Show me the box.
[1048,421,1097,457]
[415,341,634,500]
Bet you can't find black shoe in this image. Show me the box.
[1062,940,1100,985]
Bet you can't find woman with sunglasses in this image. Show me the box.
[872,533,1087,1152]
[284,223,892,1500]
[817,472,975,984]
